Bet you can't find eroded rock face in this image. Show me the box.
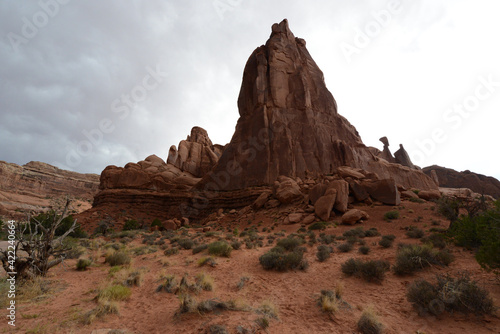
[394,144,417,170]
[0,161,99,219]
[423,165,500,199]
[167,127,223,178]
[198,19,438,192]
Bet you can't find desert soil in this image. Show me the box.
[2,200,499,334]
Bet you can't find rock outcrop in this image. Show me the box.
[198,19,437,192]
[167,127,224,178]
[423,165,500,199]
[0,161,99,220]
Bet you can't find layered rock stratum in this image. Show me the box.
[423,165,500,199]
[0,161,99,220]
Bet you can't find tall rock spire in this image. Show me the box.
[199,19,437,191]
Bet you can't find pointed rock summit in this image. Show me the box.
[199,19,436,191]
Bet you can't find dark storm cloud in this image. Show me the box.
[1,0,499,180]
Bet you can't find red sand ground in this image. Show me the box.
[4,200,500,334]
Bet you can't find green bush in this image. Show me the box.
[76,259,92,271]
[405,226,425,239]
[437,197,460,223]
[337,243,353,253]
[448,201,500,274]
[164,247,179,256]
[421,233,447,249]
[409,197,425,203]
[123,219,140,231]
[276,237,302,251]
[208,241,232,257]
[177,238,195,250]
[357,307,384,334]
[259,248,306,271]
[393,244,453,275]
[383,210,400,221]
[341,258,390,282]
[308,221,328,230]
[151,218,163,229]
[192,244,208,255]
[29,212,87,238]
[105,251,131,266]
[378,237,393,248]
[407,272,494,316]
[316,245,333,262]
[359,246,370,255]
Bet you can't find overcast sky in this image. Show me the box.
[1,0,499,181]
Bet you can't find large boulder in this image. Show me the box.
[275,176,302,204]
[309,183,328,205]
[418,190,441,201]
[315,191,337,221]
[347,179,370,202]
[362,178,401,205]
[327,180,349,213]
[341,209,369,225]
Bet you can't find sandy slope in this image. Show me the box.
[4,200,500,334]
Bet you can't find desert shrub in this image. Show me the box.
[122,219,140,231]
[76,259,92,271]
[259,248,306,271]
[192,244,208,255]
[151,218,163,229]
[405,226,425,239]
[198,256,217,267]
[437,196,460,223]
[319,234,335,244]
[393,244,454,275]
[81,301,119,325]
[308,221,328,230]
[407,272,494,316]
[164,247,179,256]
[378,237,393,248]
[230,240,242,250]
[256,300,279,319]
[276,237,302,251]
[448,201,500,274]
[421,233,447,249]
[316,245,333,262]
[236,276,249,290]
[337,243,353,253]
[255,317,269,329]
[318,290,341,314]
[364,228,380,237]
[105,251,131,266]
[177,238,195,250]
[343,227,366,238]
[97,284,131,301]
[195,273,214,291]
[357,306,384,334]
[206,324,229,334]
[156,275,178,293]
[383,210,400,221]
[341,258,390,283]
[208,241,232,257]
[123,271,143,287]
[409,197,425,203]
[359,245,370,255]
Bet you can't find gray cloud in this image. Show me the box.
[1,0,499,181]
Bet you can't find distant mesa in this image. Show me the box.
[0,160,99,220]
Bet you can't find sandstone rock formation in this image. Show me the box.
[394,144,417,169]
[0,161,99,220]
[423,165,500,199]
[378,137,396,163]
[198,19,437,192]
[167,127,224,178]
